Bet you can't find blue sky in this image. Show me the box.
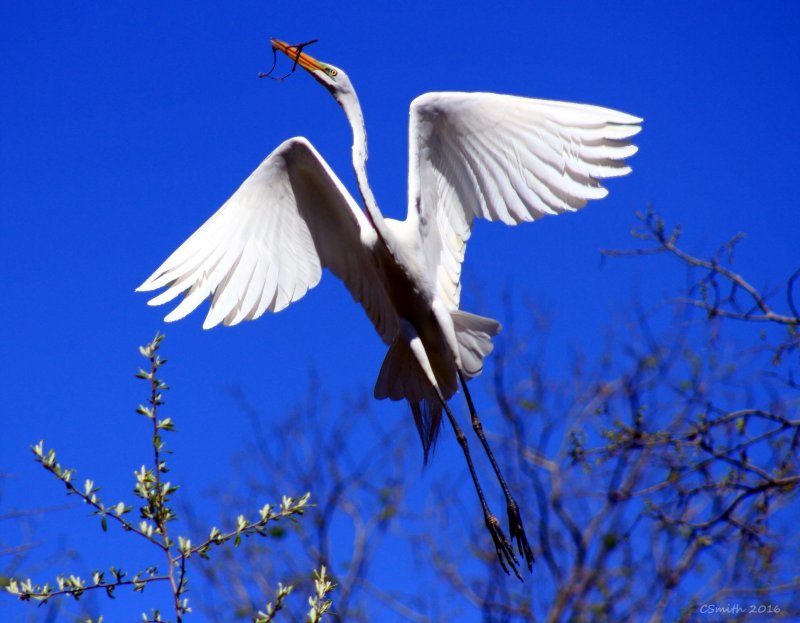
[2,1,798,620]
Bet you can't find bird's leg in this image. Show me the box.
[399,322,523,577]
[458,370,534,572]
[438,394,523,580]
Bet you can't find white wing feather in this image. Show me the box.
[408,92,642,308]
[137,137,398,343]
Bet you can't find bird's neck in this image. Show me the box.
[340,93,391,245]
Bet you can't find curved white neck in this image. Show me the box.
[338,93,391,244]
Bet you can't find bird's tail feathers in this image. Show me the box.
[451,309,501,379]
[375,337,443,462]
[409,398,442,464]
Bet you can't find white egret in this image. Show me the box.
[137,38,641,577]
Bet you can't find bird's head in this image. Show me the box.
[270,38,355,104]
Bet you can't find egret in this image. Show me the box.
[137,38,641,578]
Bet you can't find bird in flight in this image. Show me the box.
[137,38,641,578]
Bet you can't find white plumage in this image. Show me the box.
[408,92,641,309]
[139,137,397,341]
[139,90,640,408]
[137,39,641,576]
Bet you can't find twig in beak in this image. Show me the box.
[259,38,320,80]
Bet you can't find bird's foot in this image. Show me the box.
[485,513,523,580]
[506,498,534,572]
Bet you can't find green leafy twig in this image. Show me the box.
[306,566,336,623]
[254,582,294,623]
[7,334,320,622]
[5,566,165,603]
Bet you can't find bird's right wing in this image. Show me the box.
[407,92,642,308]
[137,137,398,343]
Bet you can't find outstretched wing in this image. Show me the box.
[407,92,642,308]
[137,136,398,343]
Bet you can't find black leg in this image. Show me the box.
[458,370,534,572]
[437,393,524,579]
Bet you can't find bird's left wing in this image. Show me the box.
[407,92,642,308]
[137,137,398,343]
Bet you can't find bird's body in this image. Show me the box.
[138,39,641,576]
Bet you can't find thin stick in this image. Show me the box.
[259,39,320,80]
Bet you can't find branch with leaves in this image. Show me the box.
[5,334,335,623]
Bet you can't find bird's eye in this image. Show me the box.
[324,67,338,78]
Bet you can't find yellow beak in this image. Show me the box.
[270,38,325,73]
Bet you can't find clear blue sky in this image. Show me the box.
[2,2,798,620]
